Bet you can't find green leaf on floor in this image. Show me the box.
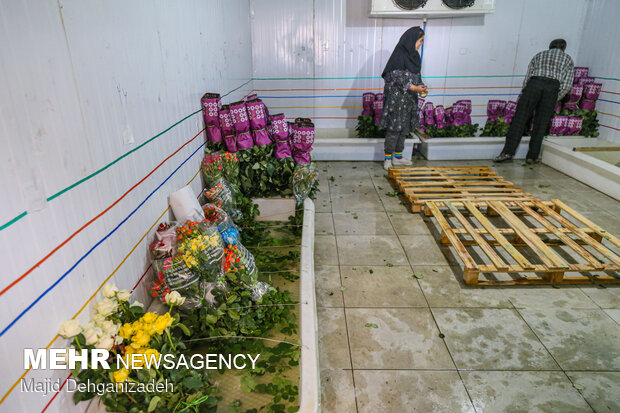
[573,383,585,391]
[340,286,347,292]
[538,184,551,188]
[352,167,357,169]
[386,191,399,197]
[365,323,379,328]
[413,273,424,279]
[386,263,394,267]
[439,333,445,339]
[369,269,374,274]
[329,292,334,296]
[329,176,335,182]
[377,186,383,190]
[432,269,438,272]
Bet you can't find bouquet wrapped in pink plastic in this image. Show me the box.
[573,67,589,83]
[229,101,254,150]
[504,101,518,124]
[564,85,583,110]
[577,77,595,86]
[373,93,384,124]
[566,117,584,135]
[362,93,375,116]
[219,105,237,152]
[270,113,292,159]
[580,83,602,110]
[444,106,454,127]
[456,100,472,124]
[291,121,314,165]
[201,93,223,143]
[486,100,506,122]
[424,102,435,126]
[434,105,446,129]
[246,99,271,146]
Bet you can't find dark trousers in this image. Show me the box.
[502,76,560,159]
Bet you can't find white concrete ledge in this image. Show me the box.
[419,136,532,160]
[313,137,418,161]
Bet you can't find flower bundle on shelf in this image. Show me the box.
[246,98,272,146]
[201,151,239,188]
[292,164,317,203]
[291,119,314,165]
[203,178,241,220]
[201,92,223,143]
[219,104,237,152]
[59,284,218,412]
[423,100,479,138]
[270,113,293,159]
[229,101,254,150]
[148,222,177,260]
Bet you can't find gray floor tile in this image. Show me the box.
[387,212,432,235]
[566,372,620,413]
[432,308,559,370]
[501,287,599,309]
[320,369,357,413]
[315,212,335,235]
[315,265,343,308]
[519,308,620,370]
[317,308,351,369]
[580,286,620,309]
[340,265,427,307]
[333,211,395,236]
[337,235,408,266]
[354,370,475,413]
[399,235,450,265]
[346,308,454,369]
[414,265,513,308]
[315,235,338,265]
[462,371,592,413]
[331,193,385,212]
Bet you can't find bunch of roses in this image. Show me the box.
[149,222,177,259]
[176,220,204,243]
[58,283,141,351]
[201,153,224,186]
[222,244,244,273]
[177,230,222,270]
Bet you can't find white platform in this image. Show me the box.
[418,135,532,160]
[313,137,419,161]
[542,137,620,201]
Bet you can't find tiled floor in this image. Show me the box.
[314,160,620,413]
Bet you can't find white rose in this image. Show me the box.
[114,335,124,345]
[164,291,186,306]
[83,327,103,345]
[130,300,144,309]
[92,314,107,327]
[95,335,114,351]
[58,320,82,338]
[94,298,118,317]
[117,289,131,302]
[98,320,120,336]
[101,283,118,299]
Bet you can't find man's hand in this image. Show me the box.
[409,84,428,93]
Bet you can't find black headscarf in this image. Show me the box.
[381,26,424,78]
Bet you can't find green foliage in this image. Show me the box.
[559,108,600,137]
[480,117,511,137]
[425,123,479,138]
[355,115,386,139]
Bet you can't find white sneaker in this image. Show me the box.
[392,157,413,166]
[383,159,392,171]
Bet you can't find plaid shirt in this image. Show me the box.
[524,49,574,100]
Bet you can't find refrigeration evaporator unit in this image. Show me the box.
[370,0,496,18]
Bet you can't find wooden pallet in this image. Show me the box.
[425,199,620,286]
[388,166,534,213]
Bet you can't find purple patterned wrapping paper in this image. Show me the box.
[219,106,237,152]
[246,93,258,101]
[201,93,223,142]
[566,117,584,135]
[291,123,314,165]
[583,83,602,100]
[270,114,292,159]
[564,85,583,110]
[574,67,589,81]
[434,105,446,129]
[451,102,467,126]
[486,100,507,122]
[246,100,271,146]
[373,94,384,124]
[577,77,595,86]
[424,102,435,125]
[362,92,375,116]
[229,101,254,150]
[504,101,518,124]
[456,100,472,124]
[444,106,454,126]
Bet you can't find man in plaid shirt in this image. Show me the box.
[495,39,574,163]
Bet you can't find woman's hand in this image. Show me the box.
[408,84,428,94]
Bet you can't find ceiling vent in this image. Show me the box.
[370,0,495,18]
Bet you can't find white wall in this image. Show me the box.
[578,0,620,143]
[0,1,252,412]
[250,0,589,131]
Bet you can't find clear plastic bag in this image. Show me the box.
[292,165,317,203]
[149,223,178,259]
[152,258,207,310]
[203,178,242,221]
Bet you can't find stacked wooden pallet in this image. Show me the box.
[388,166,535,213]
[389,166,620,286]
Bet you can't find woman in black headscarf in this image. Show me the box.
[380,26,427,170]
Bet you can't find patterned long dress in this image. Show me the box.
[379,69,422,135]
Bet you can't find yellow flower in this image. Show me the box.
[113,368,130,383]
[143,322,157,335]
[131,330,151,349]
[153,313,173,334]
[118,323,134,340]
[144,348,160,364]
[142,312,158,324]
